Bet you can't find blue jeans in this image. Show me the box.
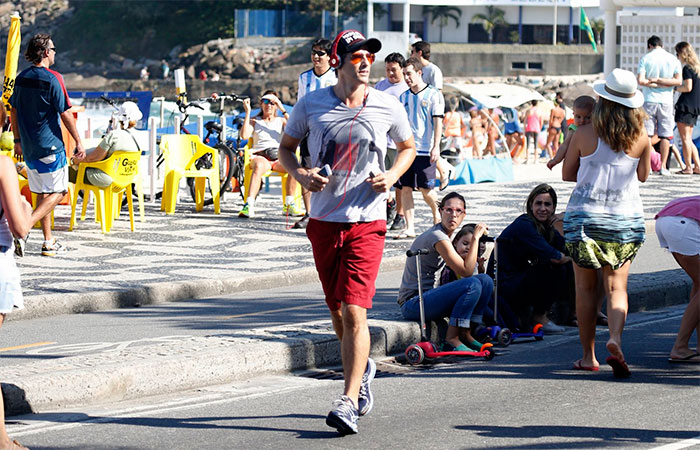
[400,274,493,328]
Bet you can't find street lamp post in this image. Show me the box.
[334,0,339,36]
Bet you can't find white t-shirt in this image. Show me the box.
[252,116,284,151]
[285,86,413,223]
[400,85,445,155]
[421,62,443,90]
[375,78,409,149]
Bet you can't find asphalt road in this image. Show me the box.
[6,304,699,450]
[0,231,680,367]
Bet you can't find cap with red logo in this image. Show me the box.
[330,29,382,67]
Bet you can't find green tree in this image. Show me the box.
[471,5,507,43]
[424,6,462,43]
[591,18,604,45]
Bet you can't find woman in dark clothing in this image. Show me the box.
[496,184,572,334]
[674,41,700,175]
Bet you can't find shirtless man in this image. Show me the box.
[545,102,566,160]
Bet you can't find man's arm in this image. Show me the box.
[278,133,329,192]
[10,107,22,159]
[429,116,443,163]
[369,136,416,193]
[60,109,85,159]
[652,71,682,87]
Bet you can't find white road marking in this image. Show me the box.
[649,436,700,450]
[7,376,326,438]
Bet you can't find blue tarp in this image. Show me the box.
[450,157,514,185]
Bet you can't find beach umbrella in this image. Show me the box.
[2,12,21,115]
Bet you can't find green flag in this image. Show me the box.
[580,8,598,53]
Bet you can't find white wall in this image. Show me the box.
[619,15,700,72]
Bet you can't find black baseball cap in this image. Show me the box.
[335,29,381,56]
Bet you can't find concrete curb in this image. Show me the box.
[10,256,407,322]
[1,269,690,416]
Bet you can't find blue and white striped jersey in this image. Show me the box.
[297,67,337,100]
[399,85,444,155]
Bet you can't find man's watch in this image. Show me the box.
[13,138,20,143]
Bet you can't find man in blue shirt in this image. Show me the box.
[10,33,84,256]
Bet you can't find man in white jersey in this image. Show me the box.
[396,56,444,239]
[411,40,443,90]
[637,35,682,176]
[278,29,415,435]
[375,52,409,231]
[294,38,337,228]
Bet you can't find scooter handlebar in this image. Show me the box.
[406,248,429,257]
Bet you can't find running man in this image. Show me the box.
[278,29,416,434]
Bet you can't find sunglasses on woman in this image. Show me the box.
[261,99,274,105]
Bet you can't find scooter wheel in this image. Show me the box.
[483,348,495,361]
[405,344,425,365]
[497,328,513,347]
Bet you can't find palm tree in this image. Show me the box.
[591,18,604,45]
[424,6,462,43]
[471,5,507,43]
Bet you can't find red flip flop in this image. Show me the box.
[606,355,631,378]
[573,359,599,371]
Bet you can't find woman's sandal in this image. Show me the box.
[393,231,416,240]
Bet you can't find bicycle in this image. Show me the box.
[173,92,248,206]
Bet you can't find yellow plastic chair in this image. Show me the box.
[70,151,144,233]
[159,134,220,214]
[242,146,302,208]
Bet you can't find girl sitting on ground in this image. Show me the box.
[397,192,494,351]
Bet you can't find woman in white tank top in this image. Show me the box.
[562,69,652,378]
[0,154,33,449]
[237,90,300,219]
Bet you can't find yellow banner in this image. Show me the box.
[3,13,21,113]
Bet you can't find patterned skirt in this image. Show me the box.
[564,211,645,270]
[565,239,643,270]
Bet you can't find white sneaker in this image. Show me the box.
[541,321,565,335]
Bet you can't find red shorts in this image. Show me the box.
[306,219,386,311]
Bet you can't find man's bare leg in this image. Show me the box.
[340,303,370,409]
[401,187,415,235]
[419,187,439,224]
[31,192,63,241]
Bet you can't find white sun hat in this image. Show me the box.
[592,68,644,109]
[118,101,143,122]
